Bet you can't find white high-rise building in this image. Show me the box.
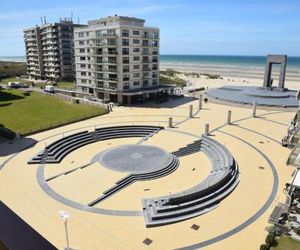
[24,18,81,81]
[74,15,171,104]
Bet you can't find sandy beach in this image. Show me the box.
[160,63,300,90]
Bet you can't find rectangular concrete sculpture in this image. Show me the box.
[199,95,203,110]
[205,123,209,136]
[252,101,257,118]
[168,117,173,128]
[227,110,232,125]
[263,55,287,89]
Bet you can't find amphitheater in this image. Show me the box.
[0,94,295,249]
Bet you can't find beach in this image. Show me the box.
[161,63,300,91]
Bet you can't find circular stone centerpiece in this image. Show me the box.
[99,145,174,174]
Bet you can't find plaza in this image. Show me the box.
[0,94,295,249]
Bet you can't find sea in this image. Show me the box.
[160,55,300,70]
[1,55,300,71]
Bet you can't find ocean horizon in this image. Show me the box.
[1,55,300,70]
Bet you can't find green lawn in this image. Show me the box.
[1,77,31,84]
[0,89,107,135]
[56,81,75,90]
[271,236,300,250]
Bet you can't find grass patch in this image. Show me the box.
[0,89,107,135]
[160,70,186,87]
[183,72,222,79]
[270,236,300,250]
[55,81,75,90]
[1,77,31,85]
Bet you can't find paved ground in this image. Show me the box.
[0,96,295,249]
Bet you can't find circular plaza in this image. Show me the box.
[0,96,295,249]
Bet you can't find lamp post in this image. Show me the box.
[59,210,70,250]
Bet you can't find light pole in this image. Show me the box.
[59,210,70,250]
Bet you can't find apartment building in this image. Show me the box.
[24,26,44,79]
[74,15,172,104]
[24,18,80,81]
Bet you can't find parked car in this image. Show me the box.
[7,82,17,88]
[7,82,29,89]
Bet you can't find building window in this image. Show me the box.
[123,74,130,81]
[80,64,86,69]
[143,80,148,86]
[123,65,130,73]
[134,73,140,78]
[78,32,84,37]
[81,72,87,76]
[80,57,86,61]
[122,39,129,46]
[86,32,89,36]
[107,38,116,45]
[133,39,140,44]
[123,57,129,64]
[133,56,140,61]
[133,48,140,53]
[107,29,116,36]
[133,81,140,86]
[152,41,158,47]
[122,29,129,37]
[122,48,129,55]
[152,56,158,63]
[123,83,130,90]
[133,65,140,70]
[133,30,140,36]
[79,41,85,45]
[79,48,85,53]
[143,56,149,63]
[142,40,149,46]
[152,72,158,78]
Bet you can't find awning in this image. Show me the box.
[287,144,300,167]
[292,170,300,189]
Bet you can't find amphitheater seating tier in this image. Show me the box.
[28,126,163,164]
[142,135,239,227]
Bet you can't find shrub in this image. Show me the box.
[259,244,268,250]
[265,233,278,247]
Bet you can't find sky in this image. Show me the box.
[0,0,300,56]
